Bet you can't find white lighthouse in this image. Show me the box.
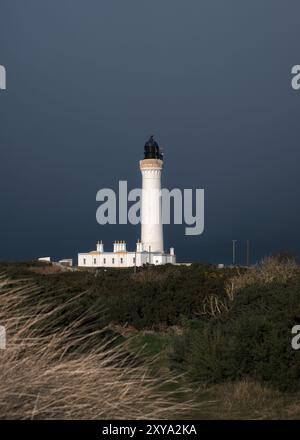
[78,136,176,268]
[140,136,164,253]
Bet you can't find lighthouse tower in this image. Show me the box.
[77,135,176,268]
[140,136,164,253]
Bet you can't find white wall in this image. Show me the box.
[140,160,164,253]
[78,251,176,268]
[78,252,138,268]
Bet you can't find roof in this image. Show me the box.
[144,135,159,148]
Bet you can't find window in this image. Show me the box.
[94,258,96,264]
[120,258,123,264]
[103,258,106,264]
[112,258,115,264]
[133,257,136,264]
[156,260,158,264]
[83,258,86,265]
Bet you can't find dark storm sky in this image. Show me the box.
[1,0,300,264]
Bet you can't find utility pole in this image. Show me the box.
[246,240,250,267]
[134,249,137,274]
[232,240,237,266]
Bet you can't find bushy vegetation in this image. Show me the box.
[2,257,300,395]
[0,275,195,420]
[171,258,300,391]
[0,262,236,330]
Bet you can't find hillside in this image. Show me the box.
[1,258,300,419]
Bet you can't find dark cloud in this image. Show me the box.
[0,0,299,264]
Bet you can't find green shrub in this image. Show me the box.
[0,262,234,330]
[171,277,300,390]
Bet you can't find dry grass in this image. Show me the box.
[0,275,195,420]
[225,256,299,301]
[197,257,298,319]
[193,379,287,420]
[27,262,73,275]
[198,294,229,317]
[220,379,276,414]
[211,379,300,419]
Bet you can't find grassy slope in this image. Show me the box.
[125,331,300,419]
[1,260,300,419]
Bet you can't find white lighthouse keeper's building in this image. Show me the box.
[78,136,176,268]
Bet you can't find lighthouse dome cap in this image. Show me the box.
[143,135,163,160]
[144,135,159,148]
